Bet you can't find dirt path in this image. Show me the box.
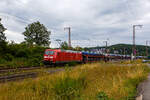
[137,64,150,100]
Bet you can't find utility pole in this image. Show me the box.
[103,41,108,54]
[146,40,150,57]
[133,25,135,56]
[64,27,71,48]
[132,25,143,58]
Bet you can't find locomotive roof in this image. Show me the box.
[45,49,81,53]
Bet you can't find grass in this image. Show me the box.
[81,62,149,100]
[0,57,44,68]
[0,61,149,100]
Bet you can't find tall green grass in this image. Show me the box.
[0,57,44,68]
[51,75,86,100]
[0,61,149,100]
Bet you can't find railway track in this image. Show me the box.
[0,67,42,74]
[0,68,65,83]
[0,61,120,83]
[0,72,37,83]
[0,60,130,83]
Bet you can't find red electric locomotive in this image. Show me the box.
[43,49,82,65]
[43,49,133,65]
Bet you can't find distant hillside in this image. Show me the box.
[85,44,149,56]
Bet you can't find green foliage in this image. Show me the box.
[74,46,83,51]
[60,41,81,50]
[97,92,113,100]
[22,21,51,46]
[3,53,14,61]
[60,41,70,50]
[52,75,86,100]
[67,62,78,66]
[16,49,28,58]
[29,57,41,66]
[87,44,150,56]
[123,77,146,99]
[0,43,47,68]
[0,41,7,56]
[0,58,6,64]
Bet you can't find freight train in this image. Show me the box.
[43,49,133,65]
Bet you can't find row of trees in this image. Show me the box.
[88,44,150,56]
[60,41,83,51]
[0,18,84,67]
[0,18,83,55]
[0,18,52,67]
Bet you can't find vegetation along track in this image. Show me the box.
[0,72,37,83]
[0,67,65,83]
[0,66,42,74]
[0,64,67,73]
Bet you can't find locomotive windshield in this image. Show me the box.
[45,51,55,55]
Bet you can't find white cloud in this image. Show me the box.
[0,0,150,47]
[5,30,24,43]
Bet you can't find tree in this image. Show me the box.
[23,21,51,47]
[0,18,6,42]
[60,41,70,50]
[74,46,83,51]
[0,18,7,56]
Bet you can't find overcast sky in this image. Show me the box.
[0,0,150,48]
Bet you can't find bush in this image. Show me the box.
[0,43,47,67]
[3,53,13,61]
[0,58,6,64]
[16,49,28,58]
[29,58,40,66]
[31,46,45,54]
[52,76,86,100]
[67,62,78,66]
[0,41,7,55]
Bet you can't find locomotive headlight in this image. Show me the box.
[49,56,53,58]
[44,56,48,58]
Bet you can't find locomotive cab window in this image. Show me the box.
[45,51,55,55]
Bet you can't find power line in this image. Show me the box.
[0,13,31,24]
